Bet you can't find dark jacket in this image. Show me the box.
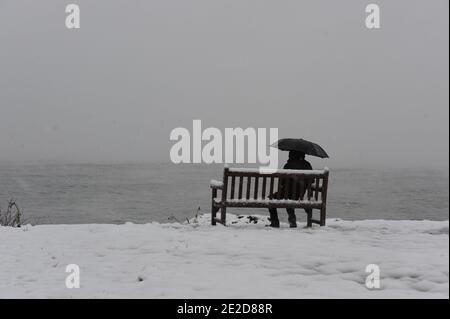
[277,159,313,200]
[283,158,312,170]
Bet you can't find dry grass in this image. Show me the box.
[0,199,22,227]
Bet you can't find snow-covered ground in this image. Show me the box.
[0,214,448,298]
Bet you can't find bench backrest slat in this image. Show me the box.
[254,177,259,199]
[246,176,251,200]
[269,177,275,199]
[238,176,243,199]
[261,177,267,199]
[230,175,235,199]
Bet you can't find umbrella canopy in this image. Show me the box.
[271,138,329,158]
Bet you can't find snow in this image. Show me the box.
[209,179,224,188]
[0,214,448,298]
[228,167,328,175]
[224,198,322,205]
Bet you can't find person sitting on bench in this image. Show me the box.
[268,150,313,228]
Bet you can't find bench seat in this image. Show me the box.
[214,198,323,209]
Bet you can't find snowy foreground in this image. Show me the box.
[0,214,448,298]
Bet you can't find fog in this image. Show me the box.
[0,0,448,169]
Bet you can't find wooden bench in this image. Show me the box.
[210,166,330,227]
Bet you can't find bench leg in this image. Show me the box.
[320,206,326,226]
[211,189,217,226]
[211,207,217,226]
[220,206,227,225]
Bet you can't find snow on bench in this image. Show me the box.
[228,167,329,176]
[210,166,330,227]
[209,179,224,189]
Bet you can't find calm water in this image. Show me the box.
[0,163,448,224]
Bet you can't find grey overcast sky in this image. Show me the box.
[0,0,448,169]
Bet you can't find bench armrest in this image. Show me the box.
[210,179,224,189]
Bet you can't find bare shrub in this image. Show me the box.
[0,199,22,227]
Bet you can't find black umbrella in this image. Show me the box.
[271,138,329,158]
